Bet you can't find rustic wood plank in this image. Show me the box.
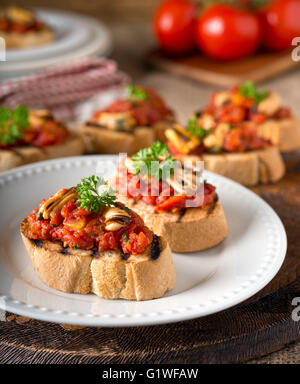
[147,49,300,87]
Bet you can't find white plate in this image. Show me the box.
[0,156,286,327]
[0,9,112,78]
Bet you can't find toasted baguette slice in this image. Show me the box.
[0,133,84,173]
[115,195,228,253]
[82,116,174,155]
[1,28,54,49]
[21,219,176,301]
[256,118,300,152]
[175,146,285,187]
[82,124,154,155]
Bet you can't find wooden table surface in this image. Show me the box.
[1,2,300,362]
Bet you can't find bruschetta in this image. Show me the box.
[82,85,175,155]
[165,119,285,186]
[21,176,176,301]
[0,106,84,173]
[113,142,228,253]
[0,6,54,49]
[195,81,300,152]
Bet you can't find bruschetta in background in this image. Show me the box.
[82,85,175,155]
[0,6,54,49]
[165,118,285,186]
[21,176,176,301]
[114,142,228,253]
[194,82,300,153]
[0,106,84,173]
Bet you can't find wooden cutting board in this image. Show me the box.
[0,151,299,364]
[147,49,300,87]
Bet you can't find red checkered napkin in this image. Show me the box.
[0,58,130,121]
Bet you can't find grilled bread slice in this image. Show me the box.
[174,145,285,187]
[115,195,228,253]
[0,133,84,173]
[256,117,300,152]
[21,219,176,301]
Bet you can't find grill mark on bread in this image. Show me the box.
[60,245,69,255]
[150,235,161,260]
[92,248,99,258]
[86,121,134,134]
[119,247,130,261]
[10,148,24,159]
[206,194,219,216]
[32,239,43,248]
[176,208,187,223]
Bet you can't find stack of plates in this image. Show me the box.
[0,9,112,79]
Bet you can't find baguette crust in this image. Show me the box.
[115,196,228,253]
[0,133,84,173]
[256,118,300,152]
[21,219,176,301]
[175,146,285,186]
[82,116,174,155]
[1,28,54,49]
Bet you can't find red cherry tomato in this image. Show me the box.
[153,0,197,54]
[257,0,300,52]
[195,4,262,60]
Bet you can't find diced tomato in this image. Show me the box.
[155,195,188,211]
[250,114,267,124]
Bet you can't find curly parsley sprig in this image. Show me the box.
[239,81,268,104]
[76,176,117,213]
[187,117,211,139]
[126,85,149,102]
[0,106,29,145]
[132,142,176,181]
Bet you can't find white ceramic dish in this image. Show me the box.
[0,9,112,79]
[0,156,286,327]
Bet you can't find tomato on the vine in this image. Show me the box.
[195,4,262,60]
[257,0,300,52]
[153,0,197,54]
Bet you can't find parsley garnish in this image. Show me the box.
[187,117,211,139]
[73,245,80,250]
[132,142,175,181]
[239,81,268,104]
[126,85,149,101]
[0,106,29,145]
[76,176,117,213]
[122,233,129,243]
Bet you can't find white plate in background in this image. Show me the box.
[0,9,112,79]
[0,156,286,327]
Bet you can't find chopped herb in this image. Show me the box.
[187,117,211,139]
[0,106,29,145]
[239,81,268,104]
[73,245,80,250]
[122,233,129,243]
[36,212,42,220]
[76,175,117,213]
[126,85,149,101]
[132,141,176,181]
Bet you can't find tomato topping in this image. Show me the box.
[27,199,152,255]
[116,166,216,212]
[0,118,69,149]
[92,87,171,127]
[223,124,270,152]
